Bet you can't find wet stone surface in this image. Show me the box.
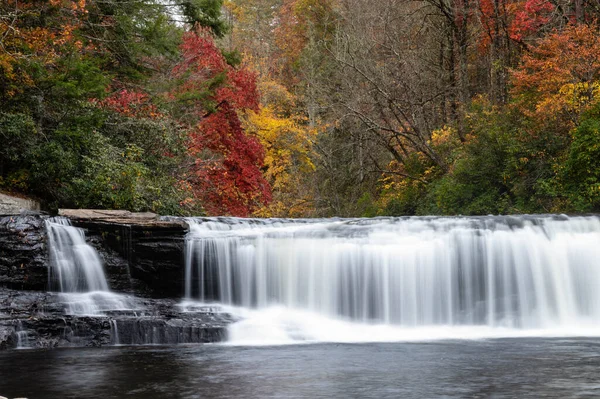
[0,289,236,350]
[0,215,48,291]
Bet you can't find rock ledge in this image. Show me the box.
[58,209,186,228]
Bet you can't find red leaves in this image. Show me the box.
[218,68,260,111]
[477,0,554,52]
[97,89,160,119]
[193,103,271,216]
[173,31,227,80]
[509,0,554,41]
[173,29,271,216]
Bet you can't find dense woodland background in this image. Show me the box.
[1,0,600,217]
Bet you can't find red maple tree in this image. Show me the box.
[172,29,271,216]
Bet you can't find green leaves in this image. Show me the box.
[562,111,600,212]
[50,57,109,100]
[180,0,229,37]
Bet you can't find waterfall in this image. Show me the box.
[45,217,136,317]
[15,320,29,349]
[184,216,600,336]
[46,217,109,292]
[110,319,120,345]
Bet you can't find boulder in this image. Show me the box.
[0,193,40,216]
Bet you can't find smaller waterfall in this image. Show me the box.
[46,217,109,292]
[15,320,29,349]
[46,217,139,317]
[110,319,120,345]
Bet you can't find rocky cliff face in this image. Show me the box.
[63,210,189,298]
[0,211,189,296]
[0,215,48,291]
[0,211,235,350]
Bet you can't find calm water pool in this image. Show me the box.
[2,338,600,398]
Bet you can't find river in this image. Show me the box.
[2,338,600,398]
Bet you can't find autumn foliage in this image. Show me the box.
[508,0,555,40]
[511,24,600,124]
[172,30,271,216]
[4,0,600,216]
[0,0,88,98]
[98,90,161,119]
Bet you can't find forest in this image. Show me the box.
[1,0,600,217]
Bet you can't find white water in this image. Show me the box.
[183,216,600,344]
[46,217,109,292]
[110,319,120,345]
[225,306,600,346]
[46,217,137,316]
[56,291,140,316]
[15,320,29,349]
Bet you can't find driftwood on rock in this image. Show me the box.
[58,209,186,228]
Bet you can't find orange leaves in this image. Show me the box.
[0,0,90,98]
[47,0,87,14]
[511,24,600,124]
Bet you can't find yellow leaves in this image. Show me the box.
[534,81,600,120]
[258,80,296,113]
[560,81,600,109]
[429,125,460,159]
[245,104,317,178]
[244,99,318,217]
[422,166,435,178]
[430,126,454,146]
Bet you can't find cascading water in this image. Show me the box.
[184,216,600,344]
[42,216,221,346]
[46,217,109,292]
[45,217,136,316]
[15,320,29,349]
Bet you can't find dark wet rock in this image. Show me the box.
[0,216,48,290]
[0,289,235,350]
[0,325,15,350]
[114,318,227,345]
[0,211,236,351]
[85,233,153,296]
[70,218,188,298]
[1,211,191,297]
